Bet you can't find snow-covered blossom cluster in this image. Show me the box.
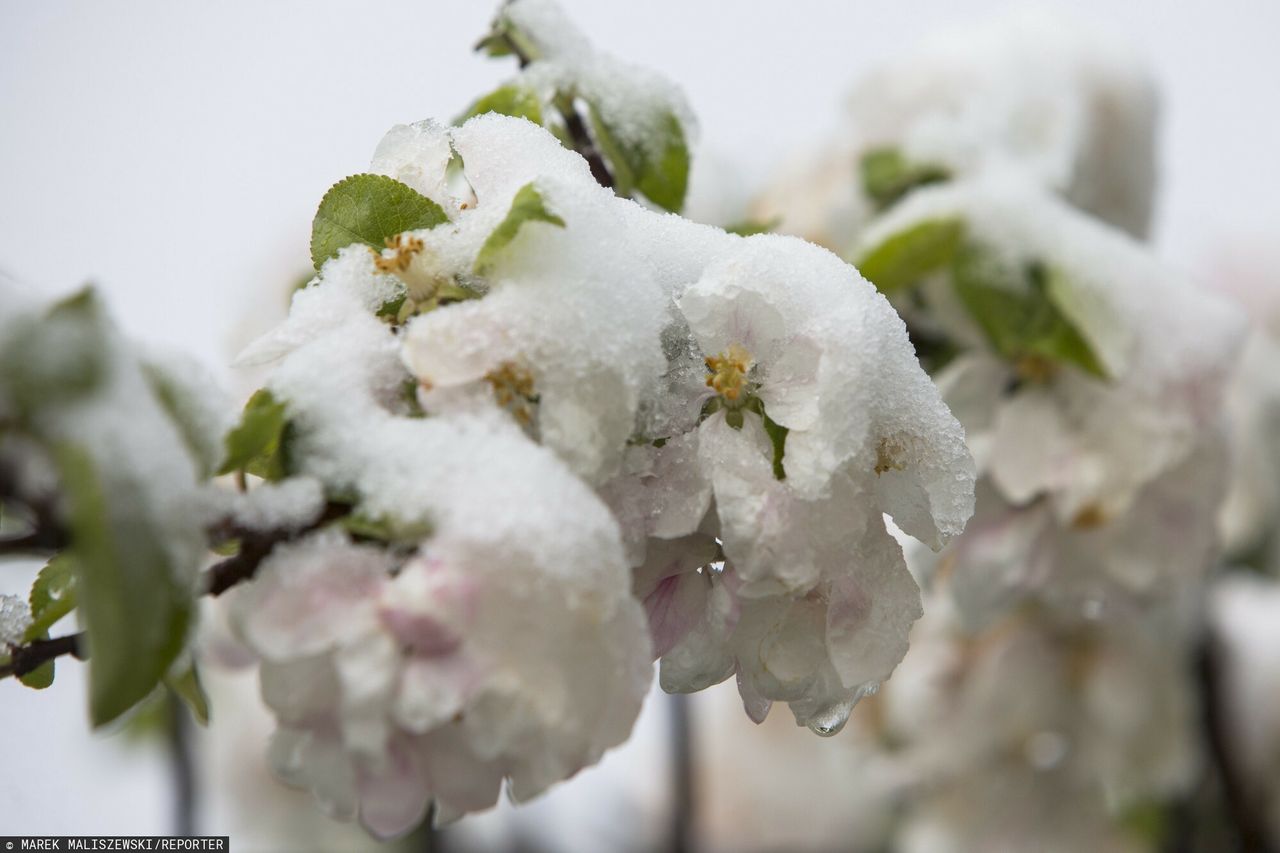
[716,9,1250,851]
[219,98,974,831]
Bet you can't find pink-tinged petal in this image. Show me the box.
[394,655,478,734]
[358,741,431,840]
[379,607,461,657]
[824,518,922,689]
[633,536,719,659]
[736,667,773,724]
[235,537,389,661]
[644,572,709,660]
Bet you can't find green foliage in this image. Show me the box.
[586,104,690,213]
[342,512,433,545]
[55,444,192,727]
[0,287,107,417]
[856,218,966,294]
[24,554,77,642]
[18,653,54,690]
[142,363,220,478]
[310,174,449,270]
[218,389,291,481]
[457,84,543,126]
[474,182,566,275]
[860,147,950,210]
[952,244,1107,379]
[725,217,781,237]
[475,7,544,63]
[761,412,789,481]
[166,664,210,726]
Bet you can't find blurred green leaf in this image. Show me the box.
[856,218,966,294]
[24,553,77,642]
[218,389,290,481]
[587,102,690,213]
[860,147,949,210]
[310,174,448,270]
[166,663,209,726]
[474,182,566,275]
[725,217,781,237]
[0,287,107,418]
[952,244,1107,379]
[457,84,544,126]
[17,649,54,689]
[55,444,191,727]
[342,512,433,545]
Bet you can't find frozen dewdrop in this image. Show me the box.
[0,594,32,648]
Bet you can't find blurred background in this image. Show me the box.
[2,1,1279,850]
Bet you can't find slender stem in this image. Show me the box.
[669,691,696,853]
[1196,629,1275,852]
[493,32,614,191]
[203,500,350,596]
[167,691,198,836]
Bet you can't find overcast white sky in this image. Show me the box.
[2,0,1279,841]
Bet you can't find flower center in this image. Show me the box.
[705,344,752,404]
[372,233,424,274]
[485,362,538,426]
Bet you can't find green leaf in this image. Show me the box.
[18,649,54,689]
[860,147,950,210]
[724,217,781,237]
[142,362,221,478]
[952,244,1108,379]
[474,9,544,64]
[218,389,291,481]
[166,664,209,726]
[342,512,433,545]
[0,287,107,418]
[310,174,448,270]
[457,84,543,126]
[473,181,566,275]
[587,103,690,213]
[24,554,77,642]
[55,444,192,727]
[856,218,966,294]
[761,412,789,481]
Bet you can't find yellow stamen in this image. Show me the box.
[372,233,425,274]
[704,344,752,403]
[1071,503,1108,530]
[875,436,907,475]
[485,362,537,426]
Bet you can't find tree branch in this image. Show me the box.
[0,631,86,679]
[203,500,350,597]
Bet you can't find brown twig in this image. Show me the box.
[0,631,86,679]
[203,500,350,597]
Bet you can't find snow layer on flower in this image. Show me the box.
[754,8,1157,256]
[852,10,1156,234]
[374,116,970,729]
[864,179,1242,523]
[233,242,653,830]
[203,476,326,534]
[500,0,699,160]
